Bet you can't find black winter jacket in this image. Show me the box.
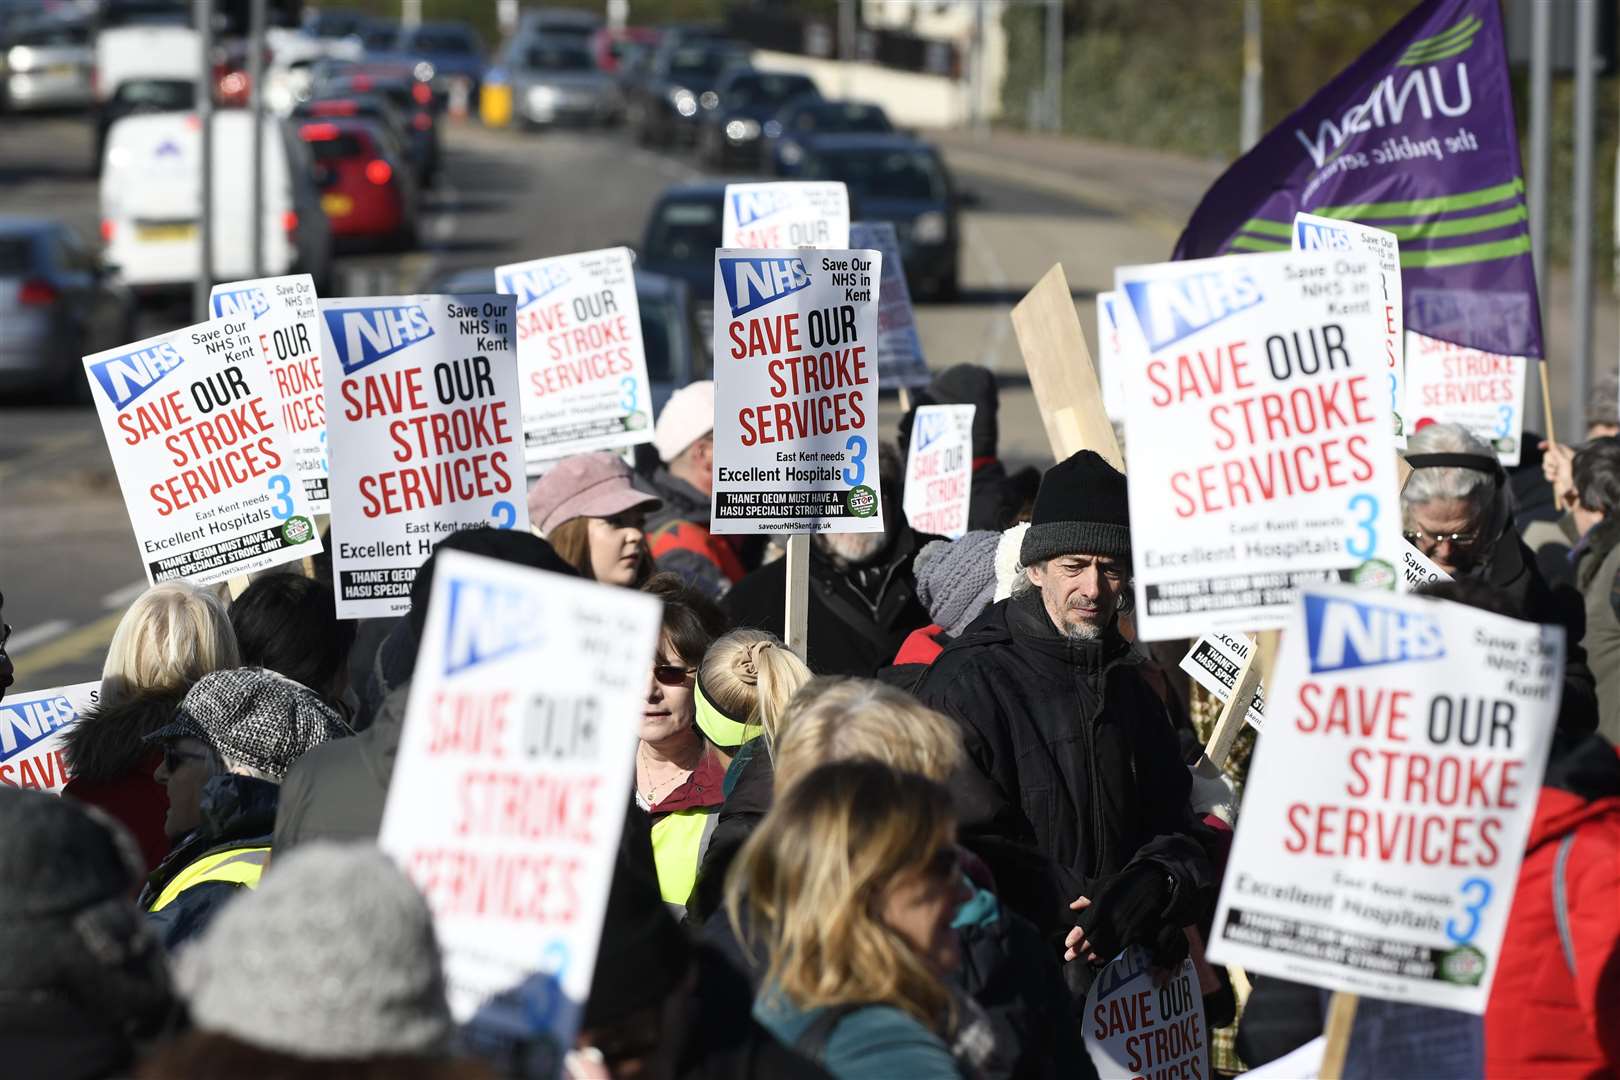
[913,593,1215,963]
[687,738,774,927]
[138,774,279,951]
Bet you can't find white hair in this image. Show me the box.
[1402,423,1512,539]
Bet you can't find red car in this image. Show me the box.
[297,118,419,250]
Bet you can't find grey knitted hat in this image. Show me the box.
[145,667,348,781]
[914,531,1001,637]
[178,842,453,1059]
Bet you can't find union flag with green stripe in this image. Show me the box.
[1174,0,1541,358]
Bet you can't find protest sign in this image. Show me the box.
[210,274,330,512]
[721,181,849,249]
[850,221,930,389]
[710,248,884,535]
[1206,584,1563,1011]
[1010,263,1123,468]
[495,247,653,468]
[84,320,322,587]
[1291,214,1405,447]
[0,682,98,793]
[902,404,974,539]
[321,295,524,619]
[1084,947,1209,1080]
[1398,538,1453,593]
[378,549,661,1069]
[1112,250,1402,641]
[1096,290,1128,422]
[1181,632,1266,730]
[1404,331,1527,465]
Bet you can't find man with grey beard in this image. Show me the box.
[914,450,1214,1005]
[721,443,936,677]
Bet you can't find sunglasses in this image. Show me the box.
[1404,528,1481,549]
[162,747,210,773]
[652,664,695,687]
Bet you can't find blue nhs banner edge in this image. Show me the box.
[719,256,812,319]
[496,262,572,310]
[441,573,547,678]
[1304,591,1446,676]
[89,339,187,410]
[1121,265,1264,353]
[325,303,436,376]
[211,286,271,319]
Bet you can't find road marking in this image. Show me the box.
[966,217,1015,370]
[10,609,123,679]
[6,619,71,655]
[101,580,148,609]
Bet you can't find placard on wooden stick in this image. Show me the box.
[1009,264,1123,470]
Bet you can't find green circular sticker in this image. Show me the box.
[1351,558,1396,591]
[846,485,878,518]
[281,516,315,545]
[1439,945,1486,986]
[626,412,649,431]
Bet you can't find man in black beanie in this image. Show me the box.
[914,450,1214,1004]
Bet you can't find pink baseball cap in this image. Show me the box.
[526,453,661,535]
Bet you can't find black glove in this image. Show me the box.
[1072,862,1173,965]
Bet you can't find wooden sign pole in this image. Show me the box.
[1319,990,1361,1080]
[783,533,810,661]
[1009,263,1123,469]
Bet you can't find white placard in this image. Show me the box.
[1206,585,1563,1012]
[84,320,322,586]
[321,295,526,619]
[378,550,661,1066]
[1179,632,1266,730]
[721,181,850,249]
[210,274,331,513]
[1113,250,1402,641]
[903,404,973,539]
[850,221,929,389]
[1292,214,1406,448]
[1404,331,1527,466]
[710,249,884,535]
[1398,538,1453,593]
[0,682,99,793]
[1097,290,1128,422]
[1084,947,1209,1080]
[495,247,654,467]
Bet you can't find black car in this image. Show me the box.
[763,99,893,175]
[798,133,960,300]
[639,179,746,351]
[93,76,194,172]
[695,69,821,171]
[626,36,749,148]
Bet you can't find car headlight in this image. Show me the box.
[414,61,435,82]
[779,141,804,166]
[725,118,761,143]
[528,85,558,108]
[913,210,947,245]
[699,90,718,110]
[669,86,696,117]
[763,119,782,139]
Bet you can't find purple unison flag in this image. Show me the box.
[1174,0,1541,358]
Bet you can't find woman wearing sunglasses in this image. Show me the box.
[637,574,728,918]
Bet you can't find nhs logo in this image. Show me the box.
[211,286,270,319]
[1295,221,1352,251]
[442,577,545,677]
[914,410,950,451]
[0,695,76,761]
[497,264,570,309]
[730,188,789,228]
[325,304,435,376]
[90,340,186,409]
[1304,593,1445,675]
[1122,269,1263,352]
[719,257,811,318]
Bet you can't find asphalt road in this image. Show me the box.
[0,109,1159,694]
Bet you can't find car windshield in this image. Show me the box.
[807,147,946,201]
[0,237,36,275]
[793,103,890,134]
[666,47,737,81]
[112,79,194,109]
[639,293,677,381]
[12,22,90,47]
[645,199,721,267]
[726,74,814,109]
[410,28,475,53]
[303,132,366,160]
[524,44,593,71]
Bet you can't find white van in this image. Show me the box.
[93,23,199,102]
[100,110,333,299]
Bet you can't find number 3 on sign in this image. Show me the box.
[267,474,294,520]
[1446,877,1493,945]
[1345,494,1378,559]
[843,435,867,486]
[489,500,517,529]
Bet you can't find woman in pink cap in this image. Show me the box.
[527,452,662,587]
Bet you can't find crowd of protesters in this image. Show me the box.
[2,362,1619,1080]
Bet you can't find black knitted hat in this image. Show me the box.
[1020,450,1131,565]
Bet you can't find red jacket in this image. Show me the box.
[892,624,946,666]
[60,692,180,874]
[1486,734,1620,1079]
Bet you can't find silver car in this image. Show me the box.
[0,218,133,399]
[508,39,621,128]
[1,17,93,111]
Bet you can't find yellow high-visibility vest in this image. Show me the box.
[148,845,270,912]
[650,809,718,909]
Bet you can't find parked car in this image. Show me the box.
[293,92,429,185]
[798,133,960,300]
[695,68,820,171]
[515,7,602,50]
[393,20,483,95]
[590,25,659,74]
[0,217,133,398]
[626,36,749,148]
[100,110,333,300]
[508,38,620,128]
[427,264,699,406]
[90,20,197,169]
[638,178,751,352]
[763,98,893,175]
[297,117,418,250]
[92,76,193,172]
[309,68,439,184]
[301,7,380,41]
[1,16,94,112]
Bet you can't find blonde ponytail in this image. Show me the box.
[697,629,812,753]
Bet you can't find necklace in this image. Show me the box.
[637,742,698,805]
